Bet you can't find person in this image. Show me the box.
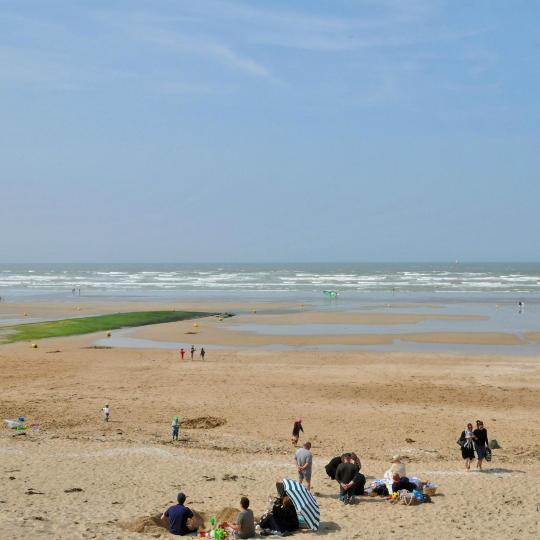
[335,453,357,504]
[324,456,343,480]
[161,492,195,536]
[102,404,110,422]
[291,417,303,445]
[350,452,366,495]
[200,347,205,360]
[384,456,406,494]
[294,441,312,490]
[391,473,417,494]
[179,348,185,360]
[458,423,475,470]
[473,420,489,470]
[172,416,180,441]
[227,497,255,539]
[190,346,196,360]
[260,495,299,535]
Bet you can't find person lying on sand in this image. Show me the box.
[161,492,195,536]
[225,497,255,539]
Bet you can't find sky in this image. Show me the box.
[1,0,539,263]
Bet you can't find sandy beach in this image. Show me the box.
[1,302,539,539]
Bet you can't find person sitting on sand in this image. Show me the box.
[391,473,417,494]
[335,453,358,504]
[291,417,303,445]
[294,441,312,490]
[226,497,255,539]
[171,416,180,441]
[384,455,406,494]
[161,492,194,536]
[260,495,299,535]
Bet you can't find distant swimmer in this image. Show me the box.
[518,301,525,313]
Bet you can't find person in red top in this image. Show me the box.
[179,348,185,360]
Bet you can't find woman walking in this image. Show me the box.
[473,420,489,470]
[458,423,475,470]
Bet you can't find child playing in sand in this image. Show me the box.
[291,417,303,445]
[172,416,180,441]
[102,404,110,422]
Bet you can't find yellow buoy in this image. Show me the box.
[106,331,111,337]
[193,323,199,328]
[31,343,38,349]
[23,313,28,317]
[252,309,257,314]
[218,317,223,321]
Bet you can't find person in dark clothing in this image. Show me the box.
[291,418,303,445]
[325,456,343,480]
[335,454,358,504]
[161,492,194,536]
[473,420,489,470]
[391,474,417,494]
[260,495,299,534]
[458,423,475,470]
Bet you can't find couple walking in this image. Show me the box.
[458,420,490,470]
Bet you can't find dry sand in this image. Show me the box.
[1,302,539,539]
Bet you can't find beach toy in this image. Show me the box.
[18,416,25,422]
[214,528,225,540]
[4,420,20,429]
[31,343,38,348]
[391,491,398,500]
[210,516,215,528]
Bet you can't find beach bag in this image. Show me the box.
[485,447,492,462]
[398,490,421,506]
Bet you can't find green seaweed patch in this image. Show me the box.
[0,311,216,344]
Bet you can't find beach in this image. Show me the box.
[1,299,539,540]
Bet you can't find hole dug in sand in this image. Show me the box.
[182,416,226,429]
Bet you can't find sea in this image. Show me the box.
[0,262,539,301]
[1,263,539,354]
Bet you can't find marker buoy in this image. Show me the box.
[31,343,38,349]
[106,331,111,337]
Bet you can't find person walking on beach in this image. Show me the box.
[200,347,205,360]
[458,423,475,470]
[172,416,180,441]
[179,348,185,360]
[291,417,303,445]
[190,346,196,360]
[473,420,489,470]
[294,441,313,491]
[102,404,110,422]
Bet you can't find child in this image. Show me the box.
[102,404,110,422]
[292,417,303,445]
[171,416,180,441]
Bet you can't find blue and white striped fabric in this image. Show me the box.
[282,478,320,531]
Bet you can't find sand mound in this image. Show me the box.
[182,416,226,429]
[124,514,165,534]
[215,507,240,526]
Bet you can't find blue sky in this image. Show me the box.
[1,0,539,262]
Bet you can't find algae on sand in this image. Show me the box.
[0,311,216,344]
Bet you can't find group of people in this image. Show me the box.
[458,419,490,470]
[179,346,206,361]
[161,490,298,538]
